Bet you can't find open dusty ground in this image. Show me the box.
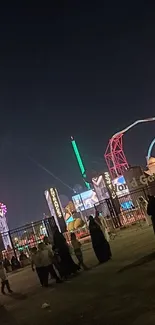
[1,223,155,324]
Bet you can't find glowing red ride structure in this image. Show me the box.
[104,117,155,180]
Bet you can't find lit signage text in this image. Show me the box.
[50,188,63,218]
[104,172,117,199]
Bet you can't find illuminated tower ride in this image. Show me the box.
[104,117,155,179]
[71,137,91,190]
[0,202,12,249]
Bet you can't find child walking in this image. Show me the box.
[0,261,12,295]
[70,233,88,270]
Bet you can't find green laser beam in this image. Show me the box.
[71,139,90,189]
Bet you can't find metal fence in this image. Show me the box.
[99,185,153,229]
[1,217,56,258]
[1,185,154,257]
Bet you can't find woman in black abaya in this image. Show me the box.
[89,216,111,263]
[53,226,79,277]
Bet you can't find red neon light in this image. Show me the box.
[104,134,129,179]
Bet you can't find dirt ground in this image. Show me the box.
[1,224,155,325]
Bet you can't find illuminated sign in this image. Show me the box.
[103,172,117,199]
[45,190,55,217]
[72,190,99,212]
[92,175,109,201]
[50,188,63,218]
[45,188,67,233]
[129,174,155,188]
[103,172,121,217]
[112,176,129,197]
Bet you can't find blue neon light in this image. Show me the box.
[147,138,155,161]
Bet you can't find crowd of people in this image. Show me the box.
[0,252,29,295]
[1,194,155,296]
[30,195,155,289]
[31,218,112,288]
[31,226,81,287]
[3,251,29,273]
[0,215,112,294]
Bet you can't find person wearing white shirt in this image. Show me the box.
[43,237,62,283]
[31,247,46,287]
[35,242,61,287]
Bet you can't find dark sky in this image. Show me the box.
[0,3,155,228]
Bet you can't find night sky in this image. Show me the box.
[0,4,155,228]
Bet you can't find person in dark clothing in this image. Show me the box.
[11,256,20,270]
[89,216,112,264]
[53,227,79,277]
[147,195,155,233]
[52,245,68,280]
[3,258,11,272]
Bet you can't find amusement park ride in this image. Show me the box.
[104,117,155,179]
[71,117,155,188]
[0,203,12,249]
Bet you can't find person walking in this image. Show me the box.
[95,211,110,242]
[53,226,79,277]
[52,245,68,280]
[3,258,11,273]
[31,246,47,287]
[71,233,88,270]
[139,196,152,226]
[147,195,155,233]
[0,261,13,295]
[43,237,62,283]
[89,216,112,264]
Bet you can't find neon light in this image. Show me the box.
[0,203,7,217]
[112,117,155,138]
[71,138,90,189]
[72,140,85,176]
[147,138,155,161]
